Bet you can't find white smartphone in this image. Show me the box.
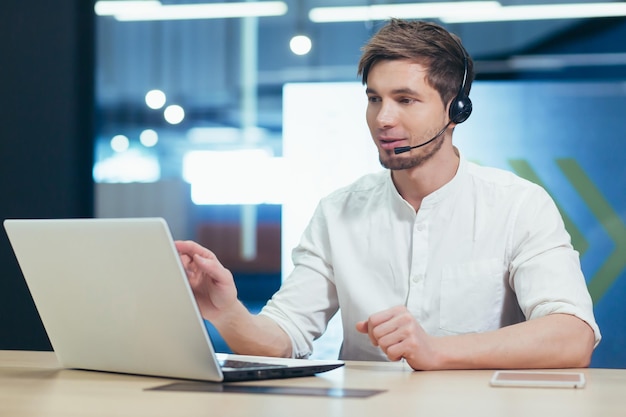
[490,371,586,388]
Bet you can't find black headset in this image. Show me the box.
[447,44,473,124]
[392,31,474,155]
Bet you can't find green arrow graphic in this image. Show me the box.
[557,159,626,302]
[508,159,589,255]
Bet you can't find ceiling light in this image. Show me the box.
[309,2,626,24]
[139,129,159,147]
[163,105,185,125]
[441,3,626,23]
[309,2,500,23]
[145,89,166,110]
[110,135,130,153]
[290,35,313,55]
[95,1,288,21]
[95,1,160,16]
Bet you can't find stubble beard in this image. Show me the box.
[379,134,445,171]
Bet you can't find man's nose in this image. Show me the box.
[376,101,398,127]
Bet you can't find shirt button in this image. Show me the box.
[416,223,425,231]
[412,273,424,283]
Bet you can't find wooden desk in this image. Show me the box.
[1,350,625,417]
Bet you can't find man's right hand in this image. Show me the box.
[175,240,293,358]
[174,240,238,322]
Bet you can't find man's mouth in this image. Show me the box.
[379,137,405,151]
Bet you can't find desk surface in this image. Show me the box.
[1,350,625,417]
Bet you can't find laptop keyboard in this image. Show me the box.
[220,359,288,370]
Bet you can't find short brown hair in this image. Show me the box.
[358,19,474,107]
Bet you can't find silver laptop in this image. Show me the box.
[3,217,343,382]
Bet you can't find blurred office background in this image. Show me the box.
[1,1,625,367]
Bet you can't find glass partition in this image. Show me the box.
[94,9,626,366]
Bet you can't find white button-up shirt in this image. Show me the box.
[260,156,601,360]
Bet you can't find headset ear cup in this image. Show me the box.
[449,95,473,124]
[449,44,472,124]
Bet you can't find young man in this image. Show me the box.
[176,19,600,370]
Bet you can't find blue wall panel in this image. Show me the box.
[458,81,626,368]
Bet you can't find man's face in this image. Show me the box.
[365,59,448,170]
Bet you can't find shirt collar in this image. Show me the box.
[385,152,467,213]
[421,153,466,209]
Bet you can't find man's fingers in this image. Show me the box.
[365,308,396,327]
[355,320,368,334]
[355,320,380,346]
[175,240,217,260]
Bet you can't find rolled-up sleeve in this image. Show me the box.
[509,186,601,347]
[259,204,340,358]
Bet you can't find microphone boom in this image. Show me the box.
[393,121,452,155]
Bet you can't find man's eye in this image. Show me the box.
[367,96,381,103]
